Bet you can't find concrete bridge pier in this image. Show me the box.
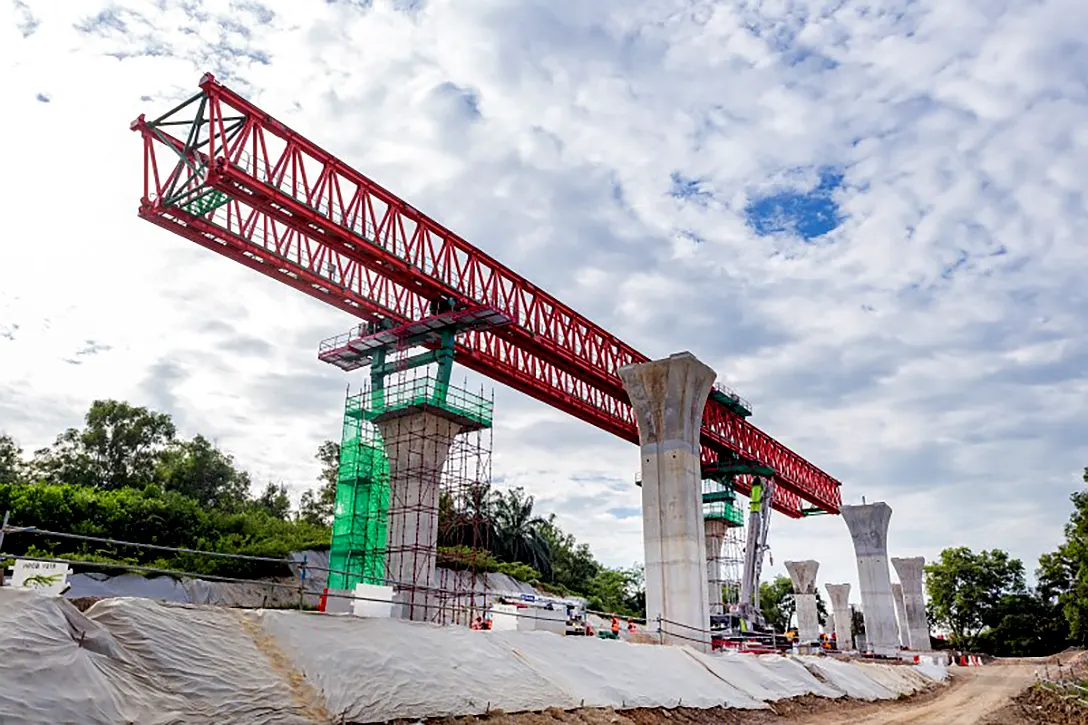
[785,560,820,644]
[842,502,899,656]
[619,352,716,651]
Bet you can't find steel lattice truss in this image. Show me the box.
[131,74,842,518]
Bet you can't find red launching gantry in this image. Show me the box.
[131,74,842,518]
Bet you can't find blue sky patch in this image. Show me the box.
[745,168,845,240]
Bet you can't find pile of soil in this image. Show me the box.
[67,596,103,612]
[1001,684,1088,724]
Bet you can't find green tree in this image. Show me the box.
[1037,468,1088,643]
[760,575,795,632]
[156,435,251,510]
[491,487,552,579]
[254,482,291,521]
[31,400,176,489]
[298,440,339,526]
[757,575,829,632]
[586,567,643,616]
[539,514,600,593]
[925,546,1026,645]
[0,433,24,486]
[437,482,495,551]
[973,592,1069,657]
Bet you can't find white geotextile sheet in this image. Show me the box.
[491,630,765,710]
[0,591,948,725]
[0,589,181,725]
[915,661,950,682]
[692,650,838,701]
[755,653,845,698]
[257,610,578,722]
[859,663,936,695]
[797,657,897,700]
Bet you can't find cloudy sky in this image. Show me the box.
[2,0,1086,599]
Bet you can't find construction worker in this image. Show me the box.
[611,615,620,637]
[471,616,483,631]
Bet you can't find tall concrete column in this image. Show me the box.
[619,352,715,651]
[842,503,898,656]
[705,518,727,616]
[825,583,853,651]
[891,582,910,649]
[375,411,462,622]
[892,556,930,650]
[785,560,820,643]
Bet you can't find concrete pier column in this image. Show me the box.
[619,351,716,650]
[705,518,727,616]
[892,556,930,650]
[891,582,910,648]
[375,411,462,622]
[842,503,898,656]
[825,583,853,651]
[785,560,820,644]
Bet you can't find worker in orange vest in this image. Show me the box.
[611,616,620,636]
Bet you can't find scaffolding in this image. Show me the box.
[703,478,746,615]
[327,364,494,626]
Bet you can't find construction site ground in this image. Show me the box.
[428,659,1061,725]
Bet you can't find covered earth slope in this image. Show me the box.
[0,589,945,724]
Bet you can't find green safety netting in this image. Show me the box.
[702,480,745,527]
[328,392,391,590]
[357,376,492,429]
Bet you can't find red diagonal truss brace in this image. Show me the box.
[130,74,842,518]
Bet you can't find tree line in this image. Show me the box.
[0,399,644,615]
[923,469,1088,656]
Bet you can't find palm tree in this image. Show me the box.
[437,482,496,552]
[490,487,552,579]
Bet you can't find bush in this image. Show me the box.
[0,482,330,579]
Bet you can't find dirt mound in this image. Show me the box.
[67,596,103,612]
[983,683,1088,725]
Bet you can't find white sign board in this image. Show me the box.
[10,560,70,596]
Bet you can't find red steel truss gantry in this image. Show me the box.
[131,74,842,518]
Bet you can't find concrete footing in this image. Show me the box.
[785,560,820,643]
[891,582,910,648]
[376,411,462,622]
[705,518,727,616]
[619,352,716,651]
[825,583,852,651]
[892,556,930,650]
[842,502,899,656]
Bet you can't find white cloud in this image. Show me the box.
[2,0,1087,602]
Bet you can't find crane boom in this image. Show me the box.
[130,74,842,517]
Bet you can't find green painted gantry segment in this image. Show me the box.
[710,383,753,419]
